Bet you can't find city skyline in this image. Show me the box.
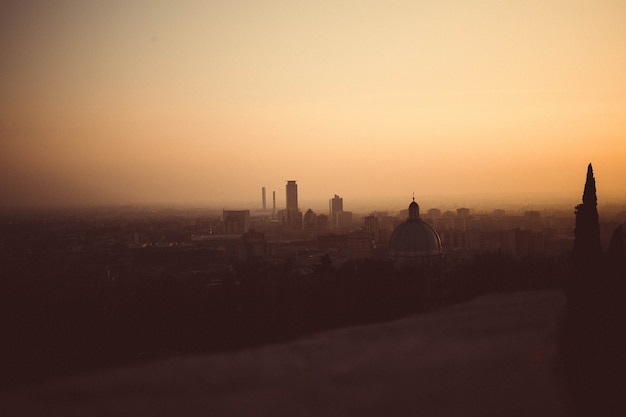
[1,1,626,208]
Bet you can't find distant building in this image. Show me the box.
[280,209,303,231]
[223,210,250,234]
[455,208,470,231]
[286,180,298,212]
[364,215,380,241]
[239,229,266,262]
[457,208,470,217]
[427,208,442,218]
[303,209,317,232]
[283,180,300,230]
[493,209,505,217]
[347,229,375,259]
[329,194,343,227]
[316,214,329,231]
[389,199,443,262]
[524,210,542,230]
[336,211,353,229]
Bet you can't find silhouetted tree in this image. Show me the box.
[561,165,626,417]
[567,164,603,313]
[572,163,602,267]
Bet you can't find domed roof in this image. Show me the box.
[389,200,442,258]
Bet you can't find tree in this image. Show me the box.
[562,164,626,417]
[572,163,602,268]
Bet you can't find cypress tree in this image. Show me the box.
[563,164,626,416]
[567,163,603,316]
[572,163,602,267]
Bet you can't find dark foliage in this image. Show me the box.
[561,164,626,416]
[571,164,602,268]
[0,249,564,391]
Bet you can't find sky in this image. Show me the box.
[1,1,625,210]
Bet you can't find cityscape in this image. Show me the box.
[4,178,622,281]
[2,168,626,415]
[2,1,626,416]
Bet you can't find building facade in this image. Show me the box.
[364,215,380,242]
[329,194,343,227]
[286,181,298,212]
[223,210,250,234]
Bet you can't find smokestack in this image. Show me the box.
[272,191,276,214]
[262,187,266,210]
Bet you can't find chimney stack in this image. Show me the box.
[262,187,266,210]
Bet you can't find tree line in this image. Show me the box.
[0,246,565,390]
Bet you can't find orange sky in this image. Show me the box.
[1,1,625,209]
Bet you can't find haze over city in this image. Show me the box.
[2,1,625,208]
[3,3,626,413]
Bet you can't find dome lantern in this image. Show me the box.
[408,197,419,220]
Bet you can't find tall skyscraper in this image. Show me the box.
[262,187,266,210]
[329,194,343,227]
[272,191,276,215]
[286,180,298,212]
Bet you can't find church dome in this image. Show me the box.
[389,199,443,259]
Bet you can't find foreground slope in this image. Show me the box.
[0,290,566,417]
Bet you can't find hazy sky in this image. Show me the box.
[1,1,625,209]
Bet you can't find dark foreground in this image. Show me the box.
[0,290,567,417]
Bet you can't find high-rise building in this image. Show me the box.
[280,209,303,231]
[456,207,470,231]
[457,208,470,218]
[364,215,380,242]
[329,194,343,227]
[303,209,317,232]
[286,180,298,212]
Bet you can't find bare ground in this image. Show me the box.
[0,289,567,417]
